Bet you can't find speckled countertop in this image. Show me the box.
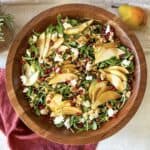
[0,1,150,150]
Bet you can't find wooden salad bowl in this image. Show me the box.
[6,4,147,144]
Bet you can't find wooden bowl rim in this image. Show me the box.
[6,3,147,145]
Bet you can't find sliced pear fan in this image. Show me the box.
[61,64,78,73]
[64,20,93,35]
[49,37,64,51]
[89,81,108,102]
[106,73,127,92]
[48,73,78,85]
[104,69,127,81]
[92,91,121,109]
[105,66,129,74]
[94,43,125,64]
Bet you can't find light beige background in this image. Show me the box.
[0,1,150,150]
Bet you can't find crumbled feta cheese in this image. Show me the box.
[54,115,64,125]
[86,75,93,80]
[20,75,27,85]
[79,118,85,123]
[58,33,63,38]
[40,108,49,115]
[23,87,28,93]
[107,108,117,117]
[26,49,31,57]
[55,67,60,73]
[70,79,77,87]
[108,32,114,41]
[86,62,92,71]
[64,118,71,129]
[58,45,68,52]
[51,32,58,42]
[88,109,99,121]
[63,22,72,29]
[121,59,131,67]
[32,35,37,43]
[71,48,79,58]
[126,91,131,98]
[82,101,90,108]
[83,112,88,120]
[54,54,63,62]
[105,24,110,34]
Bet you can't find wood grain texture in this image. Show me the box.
[5,4,147,145]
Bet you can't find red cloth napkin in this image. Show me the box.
[0,69,97,150]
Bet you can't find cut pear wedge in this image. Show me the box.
[92,90,121,109]
[95,86,112,102]
[106,66,129,74]
[90,81,108,102]
[48,73,78,85]
[94,43,125,64]
[37,32,46,63]
[64,20,93,35]
[48,37,64,55]
[104,69,127,81]
[62,107,82,115]
[21,63,39,86]
[106,73,126,92]
[88,80,97,100]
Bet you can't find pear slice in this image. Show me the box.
[21,63,39,86]
[92,90,121,109]
[48,37,64,54]
[89,80,97,100]
[94,43,125,64]
[37,32,46,63]
[95,86,112,102]
[42,33,51,60]
[104,69,127,81]
[64,20,93,35]
[48,73,78,85]
[62,106,82,115]
[106,73,126,92]
[106,66,129,74]
[91,81,108,102]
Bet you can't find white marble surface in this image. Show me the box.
[0,1,150,150]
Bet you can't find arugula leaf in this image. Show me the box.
[67,18,79,26]
[79,45,94,59]
[97,57,121,69]
[56,14,64,34]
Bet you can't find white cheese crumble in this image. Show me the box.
[71,48,79,58]
[40,108,49,115]
[64,118,71,129]
[79,118,85,123]
[58,45,68,52]
[82,100,90,108]
[54,54,63,62]
[86,62,92,71]
[105,24,110,34]
[86,75,93,80]
[63,22,72,29]
[88,109,99,121]
[55,67,60,73]
[32,35,37,43]
[70,79,77,87]
[26,49,31,57]
[121,59,131,67]
[107,108,117,117]
[23,87,29,93]
[54,115,64,125]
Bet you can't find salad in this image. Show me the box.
[21,15,135,132]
